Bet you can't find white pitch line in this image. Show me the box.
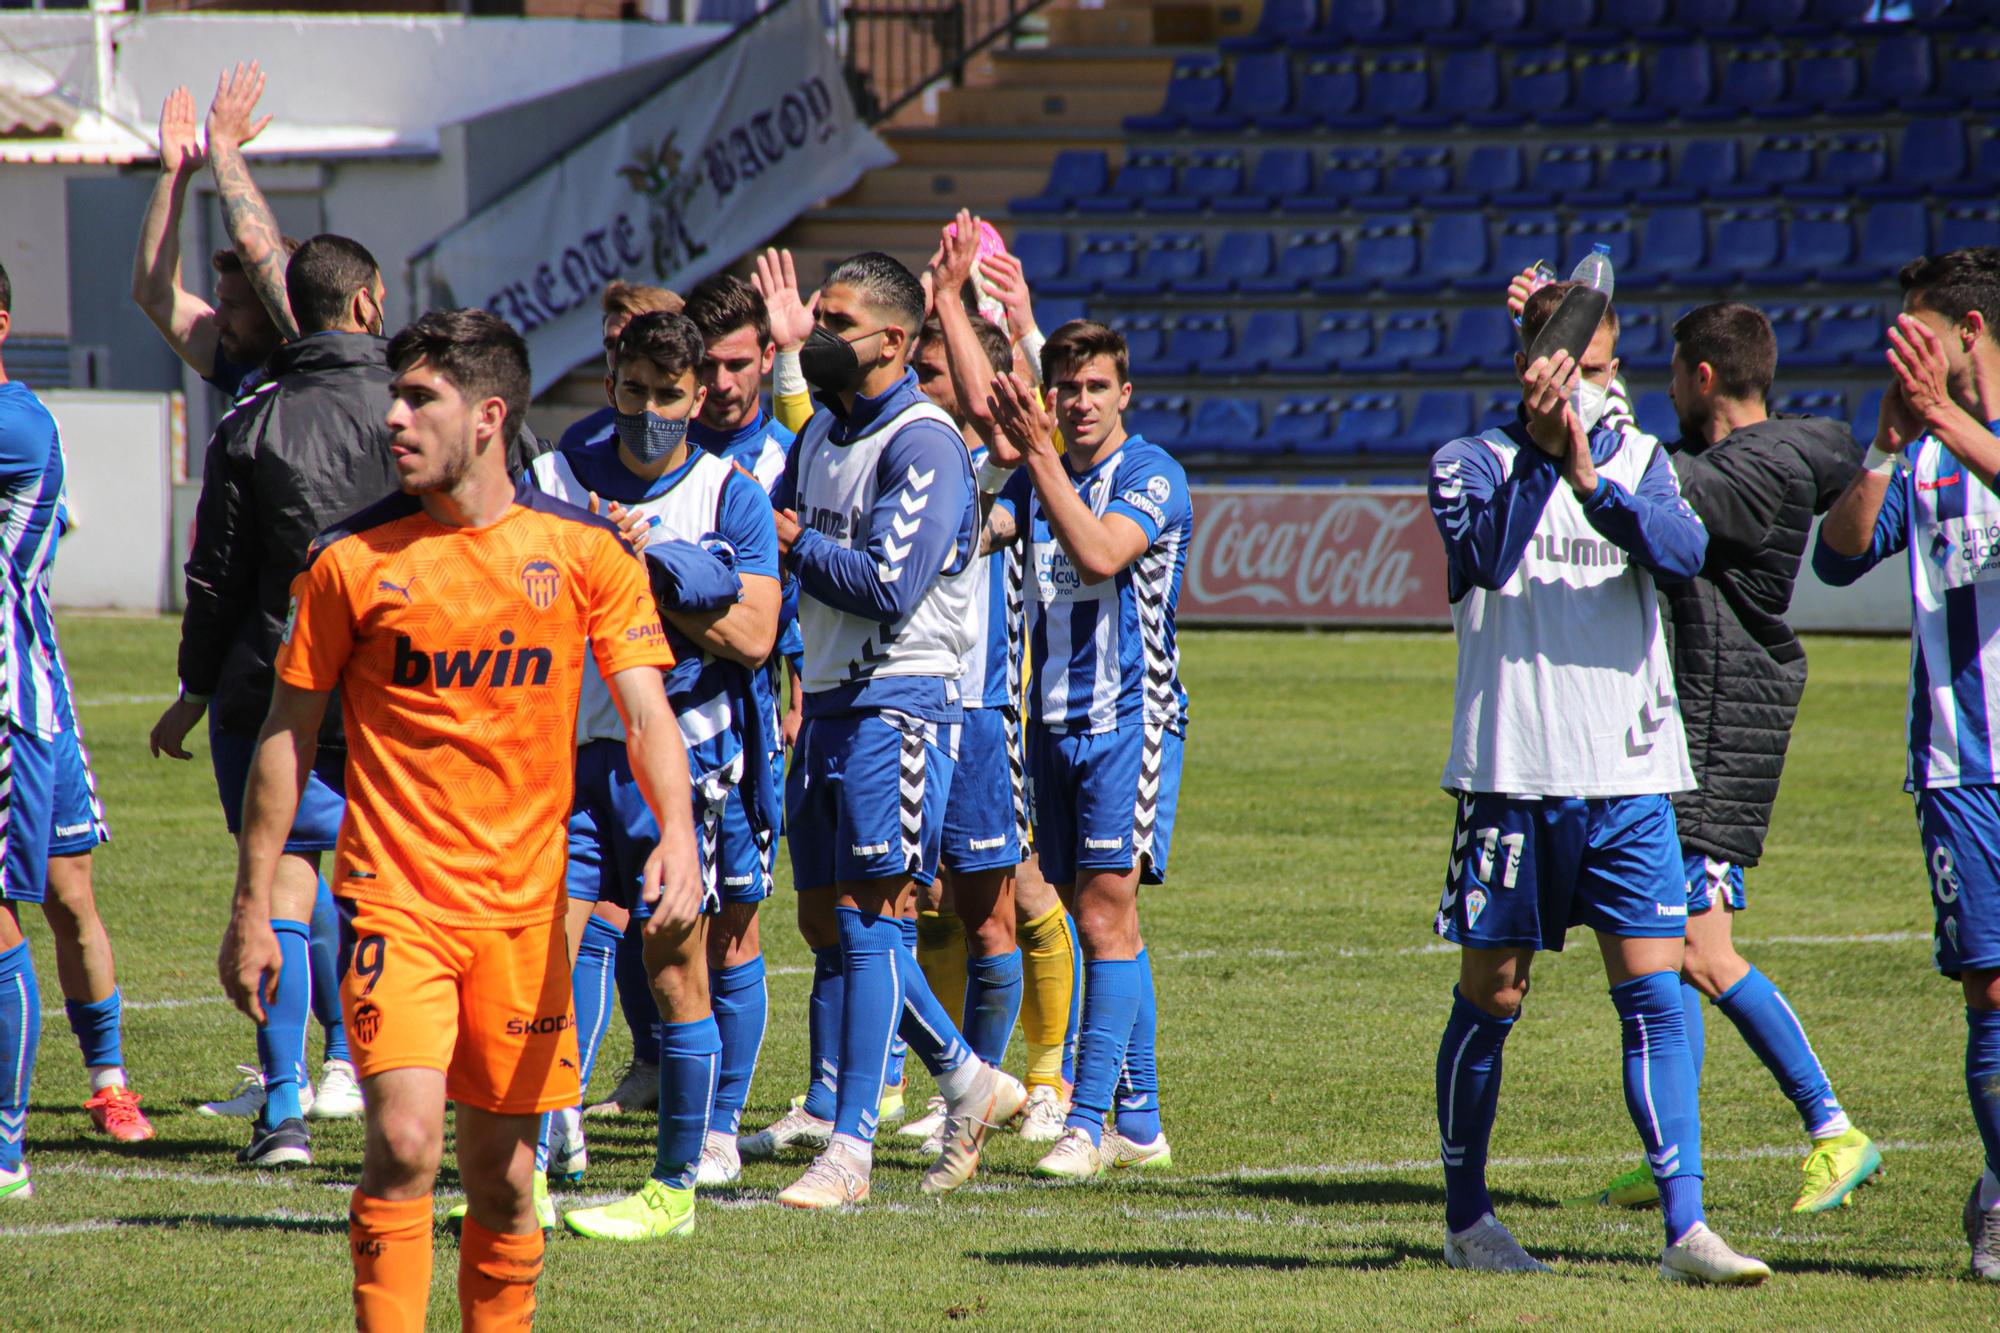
[1162,932,1919,966]
[1188,1139,1946,1184]
[123,995,229,1013]
[74,694,176,707]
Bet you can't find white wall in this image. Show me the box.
[0,162,110,337]
[45,389,175,612]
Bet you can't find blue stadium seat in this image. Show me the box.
[1531,0,1598,25]
[1635,390,1678,442]
[1078,151,1176,215]
[1577,49,1645,121]
[1173,150,1245,211]
[1270,311,1372,375]
[1102,232,1207,297]
[1467,0,1529,35]
[1507,47,1580,124]
[1420,306,1522,374]
[1155,315,1234,376]
[1013,231,1069,288]
[1127,394,1189,445]
[1058,232,1140,294]
[1351,312,1444,372]
[1671,0,1737,27]
[1711,206,1787,285]
[1409,391,1475,447]
[1384,0,1458,35]
[1530,142,1596,195]
[1599,140,1669,198]
[1619,306,1668,371]
[1793,302,1882,369]
[1628,206,1707,288]
[1034,297,1088,332]
[1717,41,1801,117]
[1453,144,1526,204]
[1184,231,1276,295]
[1784,205,1856,279]
[1288,146,1383,211]
[1642,137,1739,204]
[1191,397,1264,453]
[1189,51,1294,132]
[1852,386,1883,446]
[1335,394,1405,453]
[1489,211,1563,281]
[1824,200,1930,283]
[1424,212,1493,290]
[1289,55,1370,132]
[1806,0,1871,20]
[1771,387,1845,419]
[1119,317,1167,373]
[1940,205,2000,254]
[1273,228,1345,286]
[1737,0,1806,26]
[1431,47,1508,126]
[1124,56,1226,133]
[1643,41,1714,120]
[1364,48,1432,122]
[1011,150,1109,215]
[1865,30,1935,107]
[1566,212,1635,270]
[1801,131,1887,198]
[1976,126,2000,190]
[1214,310,1303,375]
[1791,38,1867,113]
[1218,147,1314,213]
[1746,135,1816,194]
[1767,302,1811,359]
[1884,116,1968,195]
[1330,220,1419,294]
[1220,0,1320,52]
[1387,146,1454,199]
[1264,395,1337,455]
[1476,388,1519,432]
[1939,31,2000,111]
[1325,0,1389,39]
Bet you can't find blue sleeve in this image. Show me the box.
[203,350,248,397]
[791,421,975,621]
[0,399,53,493]
[993,468,1029,523]
[1105,452,1191,548]
[1428,436,1559,602]
[719,468,780,580]
[1577,444,1708,582]
[645,540,742,613]
[1811,465,1910,587]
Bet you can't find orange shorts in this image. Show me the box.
[336,896,580,1116]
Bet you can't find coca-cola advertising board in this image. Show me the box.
[1183,486,1449,626]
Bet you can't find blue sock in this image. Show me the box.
[1062,913,1083,1085]
[1115,948,1162,1142]
[258,919,312,1128]
[886,916,918,1089]
[1067,958,1142,1145]
[616,922,661,1068]
[1681,980,1705,1088]
[1611,971,1706,1244]
[1718,966,1847,1137]
[308,874,348,1065]
[963,948,1024,1066]
[895,934,975,1084]
[1437,988,1513,1234]
[1968,1008,2000,1179]
[0,941,41,1171]
[833,907,903,1144]
[653,1016,721,1189]
[64,988,122,1071]
[538,912,622,1169]
[711,956,769,1137]
[802,946,844,1122]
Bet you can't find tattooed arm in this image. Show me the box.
[205,62,297,342]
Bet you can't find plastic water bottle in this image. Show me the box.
[1569,242,1615,305]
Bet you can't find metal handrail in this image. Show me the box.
[842,0,1054,123]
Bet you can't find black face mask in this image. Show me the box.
[800,325,882,394]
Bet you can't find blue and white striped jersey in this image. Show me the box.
[962,446,1025,712]
[0,383,72,740]
[1813,425,2000,791]
[530,438,777,782]
[996,436,1191,734]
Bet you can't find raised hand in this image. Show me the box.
[979,251,1038,343]
[933,208,983,304]
[1505,264,1549,322]
[1887,313,1957,432]
[1520,351,1581,460]
[159,85,203,176]
[751,247,815,352]
[206,60,274,154]
[986,371,1053,467]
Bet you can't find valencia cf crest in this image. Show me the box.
[352,1000,381,1045]
[520,559,561,610]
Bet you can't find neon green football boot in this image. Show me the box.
[1793,1129,1882,1213]
[561,1178,696,1242]
[442,1170,555,1234]
[1562,1163,1659,1208]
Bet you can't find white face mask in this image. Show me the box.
[1572,378,1610,433]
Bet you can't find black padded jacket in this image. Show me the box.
[1663,413,1860,867]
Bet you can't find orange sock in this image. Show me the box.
[458,1216,544,1332]
[349,1191,434,1333]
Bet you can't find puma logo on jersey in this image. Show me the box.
[391,632,553,689]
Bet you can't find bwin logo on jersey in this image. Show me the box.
[1529,533,1626,569]
[1464,888,1488,929]
[392,632,554,689]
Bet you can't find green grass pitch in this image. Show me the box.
[7,618,1996,1329]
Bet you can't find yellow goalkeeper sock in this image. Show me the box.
[1019,903,1077,1091]
[915,908,968,1028]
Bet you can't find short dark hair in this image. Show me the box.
[1040,319,1128,386]
[614,311,705,383]
[600,280,681,321]
[0,261,10,316]
[1672,302,1777,401]
[1900,246,2000,344]
[286,234,381,335]
[387,308,530,440]
[822,251,925,332]
[1519,279,1620,353]
[917,313,1015,377]
[684,272,771,349]
[210,236,303,275]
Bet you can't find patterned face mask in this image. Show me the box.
[614,410,689,463]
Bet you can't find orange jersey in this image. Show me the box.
[276,482,674,927]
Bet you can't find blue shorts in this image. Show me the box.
[566,738,724,920]
[3,724,108,903]
[715,780,774,905]
[786,709,957,893]
[1027,721,1183,888]
[1684,852,1747,914]
[210,717,345,854]
[942,707,1026,875]
[1434,793,1687,952]
[1917,785,2000,976]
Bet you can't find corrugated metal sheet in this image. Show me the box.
[0,88,76,139]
